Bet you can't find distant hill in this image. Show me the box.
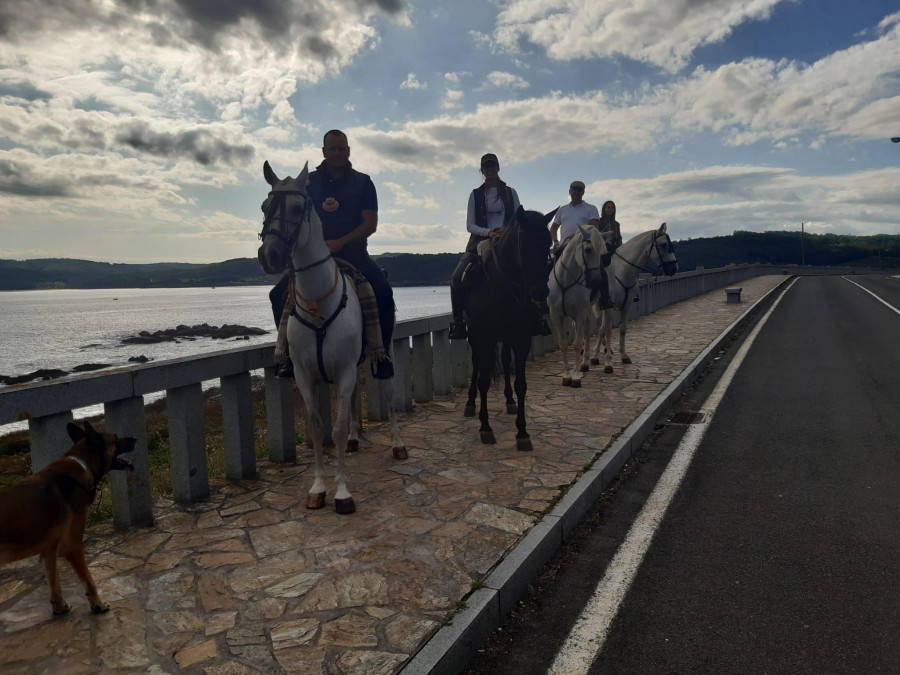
[1,231,897,291]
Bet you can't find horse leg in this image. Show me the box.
[330,371,359,514]
[296,379,327,509]
[347,380,360,454]
[620,314,631,364]
[464,352,477,417]
[578,321,590,375]
[475,345,495,444]
[513,340,532,452]
[560,338,572,387]
[502,342,516,414]
[380,379,408,460]
[570,326,584,388]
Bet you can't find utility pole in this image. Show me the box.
[801,222,805,266]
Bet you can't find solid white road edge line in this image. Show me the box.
[547,277,799,675]
[842,276,900,316]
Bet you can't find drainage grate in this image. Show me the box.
[669,412,706,424]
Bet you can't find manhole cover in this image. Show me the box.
[669,412,706,424]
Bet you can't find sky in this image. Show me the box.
[1,0,899,263]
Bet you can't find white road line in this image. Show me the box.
[547,278,799,675]
[842,276,900,316]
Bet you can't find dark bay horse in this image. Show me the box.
[463,206,555,451]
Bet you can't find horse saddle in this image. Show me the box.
[333,259,388,365]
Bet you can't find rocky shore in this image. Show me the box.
[121,323,268,344]
[0,325,269,386]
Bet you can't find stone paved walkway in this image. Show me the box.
[0,276,784,674]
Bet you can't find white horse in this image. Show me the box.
[257,161,406,515]
[590,223,679,371]
[547,226,609,387]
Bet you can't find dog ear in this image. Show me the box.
[67,422,86,443]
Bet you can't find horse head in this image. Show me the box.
[513,205,555,299]
[651,223,678,276]
[576,224,608,291]
[257,161,314,275]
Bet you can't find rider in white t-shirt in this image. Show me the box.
[550,180,614,309]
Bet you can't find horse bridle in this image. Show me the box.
[259,183,347,384]
[553,227,603,314]
[488,223,539,308]
[614,231,677,277]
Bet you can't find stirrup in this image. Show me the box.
[276,358,294,380]
[449,322,467,340]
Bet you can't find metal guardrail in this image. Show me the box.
[0,264,887,528]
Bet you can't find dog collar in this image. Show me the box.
[66,455,92,479]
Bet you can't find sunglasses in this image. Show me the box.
[570,187,584,192]
[482,161,499,169]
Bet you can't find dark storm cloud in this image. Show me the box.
[0,160,71,197]
[1,0,405,52]
[114,122,254,166]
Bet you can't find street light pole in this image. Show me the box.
[801,222,805,266]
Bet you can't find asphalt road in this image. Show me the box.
[463,274,900,675]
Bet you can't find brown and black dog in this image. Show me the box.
[0,421,135,615]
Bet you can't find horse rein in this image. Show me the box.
[614,232,676,276]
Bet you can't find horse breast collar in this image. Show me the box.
[290,271,349,384]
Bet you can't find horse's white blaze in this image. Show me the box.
[549,277,796,675]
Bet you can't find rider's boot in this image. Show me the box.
[597,266,614,310]
[449,283,467,340]
[277,354,295,380]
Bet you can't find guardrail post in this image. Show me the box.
[221,371,256,481]
[364,374,390,422]
[392,337,413,412]
[450,338,469,387]
[264,366,296,463]
[28,411,74,473]
[432,329,452,396]
[411,333,434,403]
[167,382,209,503]
[104,396,153,529]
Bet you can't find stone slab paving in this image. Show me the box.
[0,276,784,674]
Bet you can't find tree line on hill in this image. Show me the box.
[0,231,897,291]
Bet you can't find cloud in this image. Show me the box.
[400,73,427,90]
[485,71,529,89]
[494,0,785,72]
[585,165,900,241]
[384,181,440,209]
[114,121,255,166]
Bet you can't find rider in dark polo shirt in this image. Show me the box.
[269,129,395,380]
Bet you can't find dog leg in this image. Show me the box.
[61,521,108,613]
[41,550,70,615]
[63,548,108,613]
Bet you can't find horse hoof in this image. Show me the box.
[604,365,614,374]
[480,430,496,444]
[562,377,571,387]
[334,497,356,515]
[516,437,533,452]
[392,446,408,460]
[463,405,476,417]
[506,403,517,415]
[306,493,326,510]
[347,439,359,453]
[580,364,589,372]
[590,358,600,366]
[571,379,582,388]
[622,357,632,364]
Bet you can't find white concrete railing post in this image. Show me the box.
[392,337,413,412]
[221,371,256,481]
[28,411,74,473]
[104,396,153,529]
[411,333,434,403]
[264,366,296,463]
[166,382,209,503]
[432,329,452,396]
[450,338,469,387]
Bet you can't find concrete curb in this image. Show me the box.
[400,278,793,675]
